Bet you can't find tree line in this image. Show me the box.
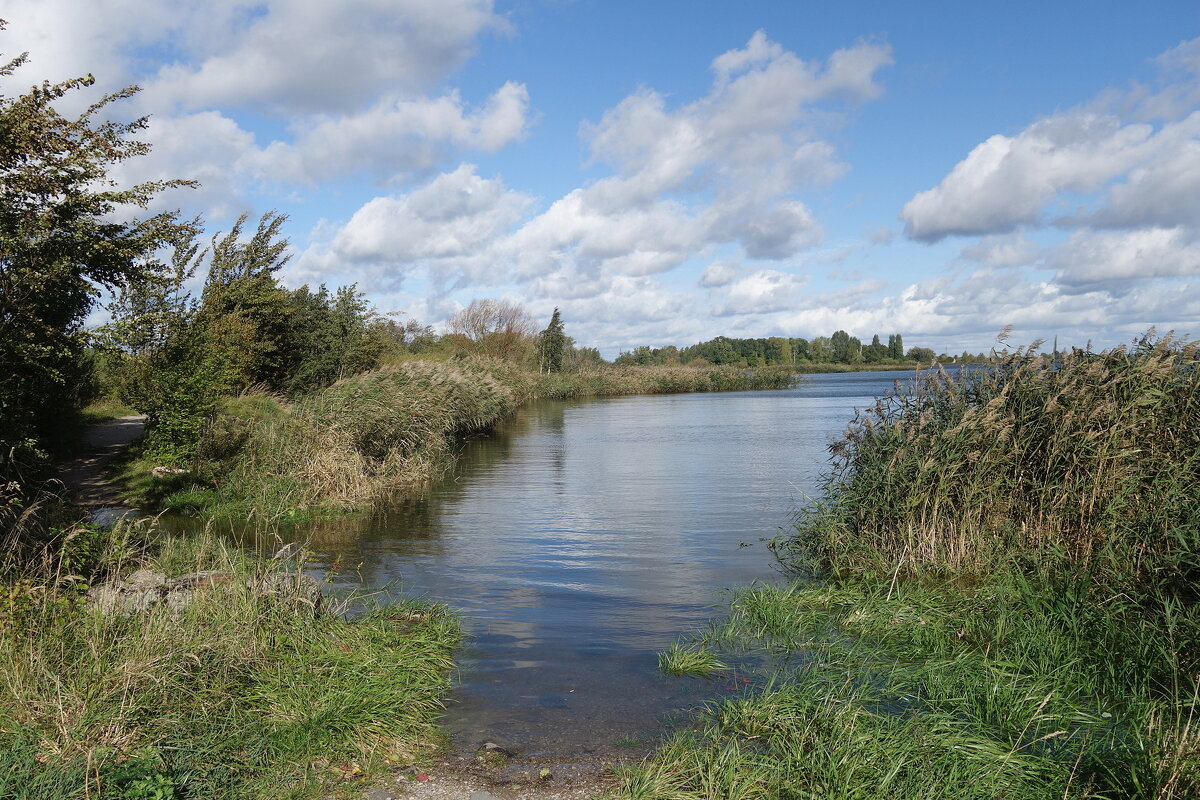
[617,331,918,367]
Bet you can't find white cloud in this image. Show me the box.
[900,113,1152,241]
[699,260,739,288]
[143,0,503,114]
[1046,227,1200,292]
[252,82,530,185]
[900,35,1200,338]
[295,165,532,290]
[714,269,810,316]
[960,234,1036,268]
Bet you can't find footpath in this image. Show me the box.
[56,415,146,506]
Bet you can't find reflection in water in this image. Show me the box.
[281,371,913,757]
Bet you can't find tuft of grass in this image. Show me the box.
[658,642,727,677]
[0,521,460,800]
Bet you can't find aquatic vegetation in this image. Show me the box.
[658,642,727,677]
[627,334,1200,799]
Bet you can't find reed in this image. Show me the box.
[146,358,794,519]
[621,333,1200,799]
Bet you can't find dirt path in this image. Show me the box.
[56,415,146,506]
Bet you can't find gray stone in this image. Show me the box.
[469,792,502,800]
[87,569,322,615]
[364,789,396,800]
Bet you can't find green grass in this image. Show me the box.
[622,333,1200,800]
[0,523,460,800]
[658,642,727,677]
[80,397,141,425]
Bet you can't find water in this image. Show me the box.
[291,370,912,758]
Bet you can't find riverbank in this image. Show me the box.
[621,336,1200,799]
[0,524,460,800]
[118,357,796,521]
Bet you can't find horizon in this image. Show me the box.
[4,1,1198,359]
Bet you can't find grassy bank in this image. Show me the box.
[125,357,794,520]
[0,521,459,800]
[623,335,1199,799]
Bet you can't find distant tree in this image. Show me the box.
[847,335,864,364]
[830,330,852,363]
[809,336,833,362]
[447,298,537,362]
[537,307,568,373]
[864,334,887,363]
[889,333,905,360]
[907,346,936,364]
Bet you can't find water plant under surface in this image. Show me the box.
[627,333,1200,799]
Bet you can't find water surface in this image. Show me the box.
[296,370,912,757]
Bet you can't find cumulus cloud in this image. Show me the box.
[1045,227,1200,293]
[252,82,530,184]
[714,269,810,316]
[699,260,740,288]
[900,35,1200,335]
[142,0,503,114]
[296,165,533,289]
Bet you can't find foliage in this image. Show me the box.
[618,331,915,367]
[0,33,191,489]
[536,307,568,373]
[445,298,538,362]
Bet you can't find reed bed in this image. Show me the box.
[154,358,793,519]
[0,522,459,800]
[621,334,1200,800]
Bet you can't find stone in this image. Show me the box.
[87,568,323,616]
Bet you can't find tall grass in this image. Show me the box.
[0,522,459,800]
[622,334,1200,799]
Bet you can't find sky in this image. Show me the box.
[3,0,1199,357]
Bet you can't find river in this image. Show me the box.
[284,369,913,759]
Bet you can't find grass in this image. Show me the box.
[125,357,796,520]
[658,642,727,677]
[80,397,141,425]
[620,333,1200,800]
[0,520,460,800]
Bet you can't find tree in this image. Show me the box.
[830,330,853,363]
[0,37,192,481]
[537,307,568,373]
[809,336,833,363]
[907,346,936,364]
[447,298,537,362]
[889,333,905,360]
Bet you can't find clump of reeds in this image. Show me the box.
[787,333,1200,586]
[0,520,459,799]
[182,356,534,518]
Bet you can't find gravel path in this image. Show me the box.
[55,415,146,506]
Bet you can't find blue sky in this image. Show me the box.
[4,1,1199,356]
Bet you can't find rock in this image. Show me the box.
[469,792,503,800]
[364,789,396,800]
[151,466,188,476]
[87,569,323,615]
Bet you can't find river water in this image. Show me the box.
[287,369,912,759]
